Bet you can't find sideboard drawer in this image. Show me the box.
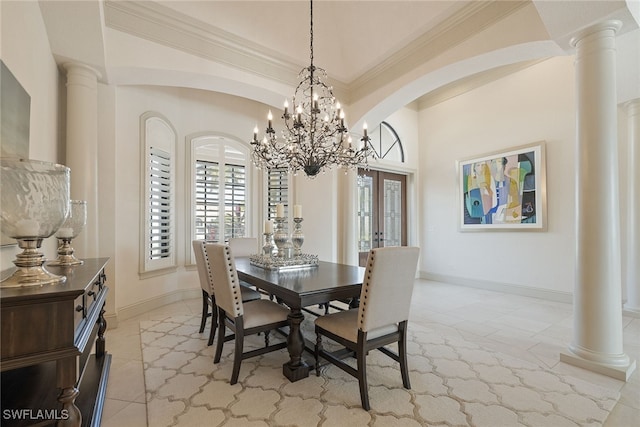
[1,258,111,427]
[73,268,106,332]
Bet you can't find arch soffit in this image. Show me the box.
[349,40,565,130]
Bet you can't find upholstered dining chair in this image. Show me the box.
[314,246,420,410]
[192,240,261,346]
[204,242,290,385]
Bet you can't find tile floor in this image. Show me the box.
[101,279,639,427]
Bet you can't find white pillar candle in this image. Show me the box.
[264,219,273,234]
[276,203,285,218]
[57,227,74,238]
[294,204,302,218]
[16,219,40,237]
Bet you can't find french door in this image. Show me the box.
[357,169,407,266]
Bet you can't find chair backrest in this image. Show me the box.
[192,240,212,294]
[358,246,420,332]
[203,243,243,318]
[228,237,258,257]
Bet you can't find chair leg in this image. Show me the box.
[207,297,218,346]
[399,322,411,389]
[315,326,322,376]
[264,330,270,347]
[230,318,245,385]
[199,290,208,333]
[214,309,226,364]
[318,303,329,314]
[357,336,370,410]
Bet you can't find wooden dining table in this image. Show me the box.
[234,257,364,382]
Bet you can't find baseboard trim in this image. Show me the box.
[104,313,119,329]
[419,271,572,304]
[114,288,201,323]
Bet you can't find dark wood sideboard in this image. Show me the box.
[1,258,111,427]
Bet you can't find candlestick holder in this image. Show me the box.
[262,232,276,257]
[273,217,294,259]
[49,200,87,266]
[292,218,304,257]
[0,159,70,287]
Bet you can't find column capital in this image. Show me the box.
[62,62,102,80]
[570,20,623,47]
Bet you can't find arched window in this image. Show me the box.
[188,135,250,257]
[141,113,176,273]
[365,121,404,162]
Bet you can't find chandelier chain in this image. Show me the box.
[309,0,314,68]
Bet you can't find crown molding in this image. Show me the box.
[348,0,531,103]
[103,0,307,91]
[103,1,529,105]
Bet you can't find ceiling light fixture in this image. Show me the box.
[250,0,373,177]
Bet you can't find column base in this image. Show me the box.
[623,304,640,319]
[560,348,636,381]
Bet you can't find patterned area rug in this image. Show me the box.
[141,314,619,426]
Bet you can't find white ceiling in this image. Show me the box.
[156,0,471,84]
[38,0,639,119]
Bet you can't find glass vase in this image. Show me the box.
[0,158,70,287]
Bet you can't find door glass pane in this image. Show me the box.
[383,178,402,246]
[357,174,373,252]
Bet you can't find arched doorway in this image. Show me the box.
[357,122,407,266]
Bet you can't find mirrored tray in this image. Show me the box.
[249,253,319,271]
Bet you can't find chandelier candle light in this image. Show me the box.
[251,0,373,177]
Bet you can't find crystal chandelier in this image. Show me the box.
[250,0,373,177]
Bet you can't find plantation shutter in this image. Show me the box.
[148,148,172,260]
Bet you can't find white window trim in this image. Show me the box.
[140,112,177,274]
[186,132,252,265]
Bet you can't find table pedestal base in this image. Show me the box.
[284,308,311,382]
[283,361,310,382]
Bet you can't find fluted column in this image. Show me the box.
[63,63,100,259]
[560,21,636,380]
[624,99,640,315]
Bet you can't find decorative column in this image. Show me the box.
[560,21,636,380]
[623,99,640,315]
[63,63,101,259]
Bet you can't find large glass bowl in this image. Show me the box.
[1,158,70,287]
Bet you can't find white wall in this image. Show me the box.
[0,1,62,270]
[419,56,577,299]
[294,172,339,261]
[111,85,278,315]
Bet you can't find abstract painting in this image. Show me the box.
[1,60,30,246]
[1,60,30,159]
[458,142,546,230]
